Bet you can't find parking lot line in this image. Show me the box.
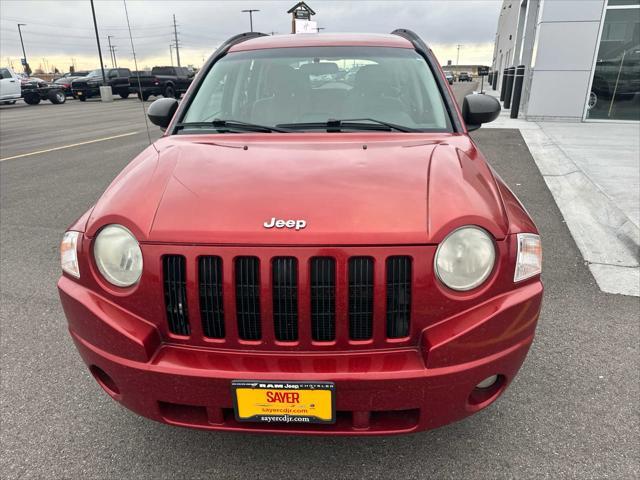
[0,131,140,162]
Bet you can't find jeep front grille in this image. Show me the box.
[162,251,413,347]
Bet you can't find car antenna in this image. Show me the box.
[123,0,152,146]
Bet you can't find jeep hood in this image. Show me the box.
[86,134,509,245]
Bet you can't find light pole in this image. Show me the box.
[456,44,463,66]
[17,23,30,75]
[241,9,260,32]
[107,35,115,67]
[170,44,174,66]
[89,0,106,83]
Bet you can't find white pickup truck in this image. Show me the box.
[1,66,21,104]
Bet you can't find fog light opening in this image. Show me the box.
[468,374,505,409]
[89,365,120,397]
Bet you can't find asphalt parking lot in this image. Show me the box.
[1,87,638,479]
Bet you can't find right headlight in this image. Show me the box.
[434,226,496,291]
[93,224,143,287]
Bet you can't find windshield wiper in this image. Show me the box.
[277,118,417,133]
[175,119,289,133]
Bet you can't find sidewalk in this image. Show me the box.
[481,89,640,296]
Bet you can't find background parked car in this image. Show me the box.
[54,71,90,97]
[458,72,472,82]
[130,70,162,101]
[72,68,131,101]
[151,66,194,99]
[21,77,66,105]
[443,70,454,85]
[0,67,21,104]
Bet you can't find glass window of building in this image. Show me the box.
[587,1,640,120]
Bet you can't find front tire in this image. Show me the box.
[119,92,130,99]
[49,90,66,104]
[137,92,150,101]
[164,84,175,99]
[23,93,41,105]
[78,95,87,102]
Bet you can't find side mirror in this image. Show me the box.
[147,97,179,129]
[462,94,501,131]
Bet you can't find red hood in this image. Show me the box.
[86,133,508,245]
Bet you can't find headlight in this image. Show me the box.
[514,233,542,282]
[60,231,80,278]
[93,224,143,287]
[434,226,496,291]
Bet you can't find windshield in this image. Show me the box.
[182,46,452,131]
[86,69,102,78]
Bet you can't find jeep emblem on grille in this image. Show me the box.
[263,217,306,230]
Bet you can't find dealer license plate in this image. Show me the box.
[232,380,335,424]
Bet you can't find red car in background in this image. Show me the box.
[58,30,543,435]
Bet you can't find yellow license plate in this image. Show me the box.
[232,381,335,424]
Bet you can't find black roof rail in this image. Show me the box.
[391,29,429,51]
[391,28,464,133]
[217,31,269,53]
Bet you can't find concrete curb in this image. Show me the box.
[519,126,640,296]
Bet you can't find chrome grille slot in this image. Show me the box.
[310,257,336,341]
[199,256,225,338]
[272,257,298,341]
[348,257,374,340]
[163,255,190,336]
[386,256,412,338]
[235,256,261,340]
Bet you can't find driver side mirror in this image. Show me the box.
[462,94,501,131]
[147,97,179,129]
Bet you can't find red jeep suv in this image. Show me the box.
[58,30,543,435]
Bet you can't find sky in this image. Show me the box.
[0,0,501,73]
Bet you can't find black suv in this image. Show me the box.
[72,68,132,101]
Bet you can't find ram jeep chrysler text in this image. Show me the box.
[58,30,543,435]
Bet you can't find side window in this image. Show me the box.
[108,70,118,78]
[0,68,11,79]
[118,69,130,78]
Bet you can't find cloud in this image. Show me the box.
[0,0,500,71]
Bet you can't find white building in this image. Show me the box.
[492,0,639,122]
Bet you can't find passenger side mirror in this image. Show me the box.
[462,94,501,131]
[147,97,179,129]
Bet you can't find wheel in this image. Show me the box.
[49,90,66,104]
[137,92,150,101]
[78,95,87,102]
[23,93,41,105]
[164,84,175,99]
[119,92,130,99]
[588,91,598,110]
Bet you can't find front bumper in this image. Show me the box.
[59,277,542,435]
[73,87,100,98]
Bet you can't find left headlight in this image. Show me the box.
[93,224,143,287]
[434,226,496,291]
[60,231,81,278]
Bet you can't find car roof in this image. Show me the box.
[229,33,414,52]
